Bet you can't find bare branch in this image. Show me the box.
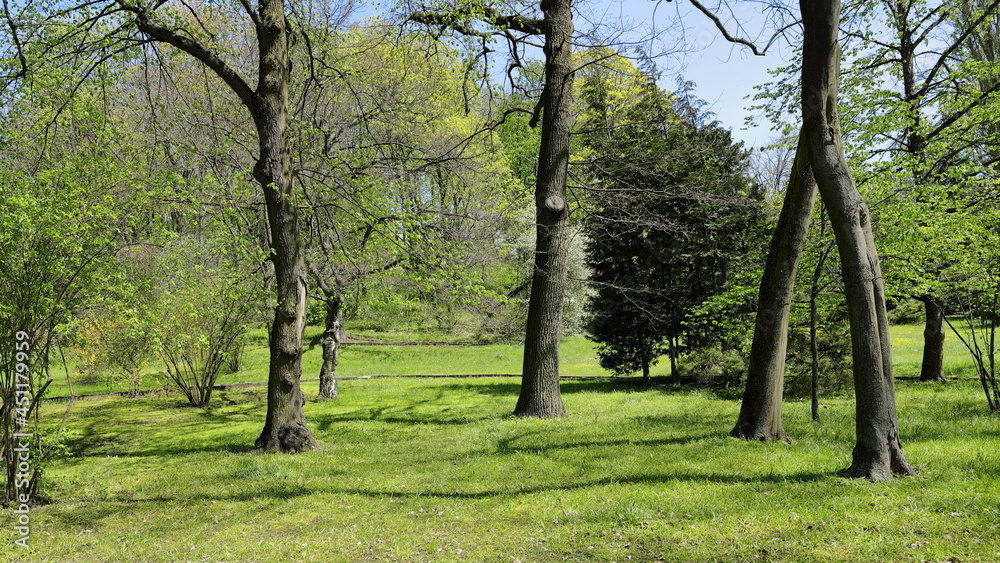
[687,0,768,56]
[409,3,545,37]
[2,0,29,79]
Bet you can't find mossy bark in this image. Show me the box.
[318,292,344,400]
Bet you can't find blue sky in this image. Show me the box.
[598,0,795,150]
[386,0,794,149]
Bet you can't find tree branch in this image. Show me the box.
[688,0,768,56]
[116,1,256,111]
[2,0,28,79]
[409,4,544,37]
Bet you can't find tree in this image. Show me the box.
[801,0,915,480]
[409,0,574,417]
[843,0,1000,383]
[577,53,762,384]
[0,70,149,503]
[4,0,340,451]
[731,129,818,441]
[291,26,530,397]
[733,0,917,480]
[753,0,1000,384]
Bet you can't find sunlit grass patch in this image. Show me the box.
[9,324,1000,561]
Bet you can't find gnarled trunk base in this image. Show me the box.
[845,440,916,482]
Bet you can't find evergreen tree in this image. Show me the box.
[579,56,764,383]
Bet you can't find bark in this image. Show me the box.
[918,296,945,382]
[810,286,821,421]
[731,130,817,442]
[122,0,317,452]
[318,292,344,399]
[641,343,651,385]
[669,336,680,386]
[514,0,573,418]
[801,0,913,480]
[251,0,317,453]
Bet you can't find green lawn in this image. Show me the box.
[4,324,999,561]
[43,329,617,399]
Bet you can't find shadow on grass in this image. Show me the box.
[482,432,721,457]
[434,378,725,398]
[49,467,831,529]
[310,387,504,430]
[327,469,832,501]
[48,485,314,531]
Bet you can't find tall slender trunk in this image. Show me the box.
[252,0,317,453]
[919,296,945,381]
[810,239,833,422]
[318,292,344,399]
[731,130,817,442]
[810,287,821,422]
[514,0,573,418]
[801,0,913,480]
[641,342,651,385]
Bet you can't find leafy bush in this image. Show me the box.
[72,308,158,396]
[156,265,261,408]
[679,346,747,387]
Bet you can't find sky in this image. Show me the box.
[591,0,795,151]
[379,0,795,150]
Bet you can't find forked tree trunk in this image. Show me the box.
[318,292,344,400]
[128,0,316,452]
[731,130,817,442]
[514,0,573,418]
[251,0,317,453]
[919,297,945,381]
[801,0,914,480]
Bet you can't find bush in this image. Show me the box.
[156,268,260,408]
[679,346,746,387]
[72,308,158,396]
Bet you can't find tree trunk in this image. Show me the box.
[801,0,914,480]
[919,296,945,381]
[514,0,573,418]
[666,336,680,386]
[731,130,817,442]
[251,0,317,453]
[810,240,833,423]
[318,292,344,400]
[641,343,651,385]
[810,285,821,422]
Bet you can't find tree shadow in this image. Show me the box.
[481,431,722,457]
[318,468,832,501]
[310,389,499,430]
[434,378,711,398]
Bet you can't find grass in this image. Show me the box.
[43,329,617,399]
[4,324,999,561]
